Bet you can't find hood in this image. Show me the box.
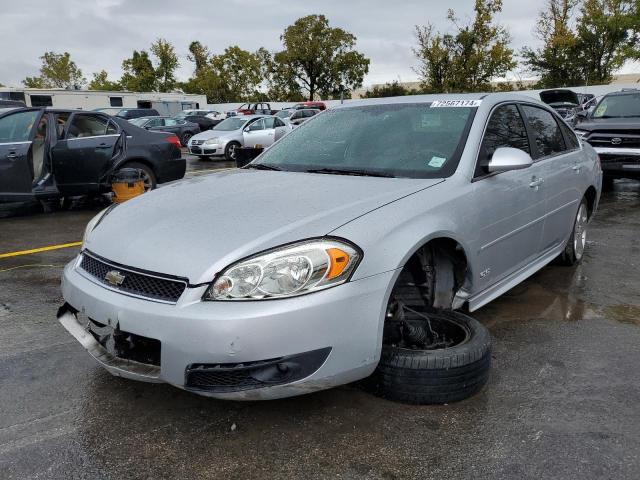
[85,169,442,283]
[190,129,240,141]
[575,116,640,133]
[540,89,579,106]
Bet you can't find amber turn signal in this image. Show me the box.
[326,248,350,280]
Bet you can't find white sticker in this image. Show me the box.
[428,156,446,167]
[430,99,482,108]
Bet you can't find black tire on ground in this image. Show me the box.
[120,162,157,191]
[370,310,492,405]
[558,197,589,266]
[181,132,193,147]
[224,141,241,161]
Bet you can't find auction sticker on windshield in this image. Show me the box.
[430,100,482,108]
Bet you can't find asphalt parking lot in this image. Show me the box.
[1,174,639,479]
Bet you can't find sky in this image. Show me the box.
[0,0,636,89]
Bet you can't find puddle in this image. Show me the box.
[599,304,640,326]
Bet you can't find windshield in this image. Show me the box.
[593,93,640,118]
[276,110,292,119]
[129,118,148,126]
[214,117,250,131]
[253,103,475,178]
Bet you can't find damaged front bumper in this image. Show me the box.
[58,258,395,400]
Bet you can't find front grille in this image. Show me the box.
[587,133,640,149]
[191,139,204,146]
[599,153,640,164]
[80,252,187,303]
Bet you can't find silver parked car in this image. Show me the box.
[58,93,601,401]
[187,115,287,161]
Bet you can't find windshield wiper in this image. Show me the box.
[244,163,282,171]
[305,167,395,178]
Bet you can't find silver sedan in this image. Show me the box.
[58,93,601,401]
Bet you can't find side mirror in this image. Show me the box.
[487,147,533,173]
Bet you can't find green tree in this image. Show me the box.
[88,70,122,90]
[414,0,516,92]
[273,15,370,100]
[521,0,583,87]
[151,38,180,91]
[22,51,85,89]
[211,46,264,101]
[187,41,211,74]
[362,81,415,98]
[576,0,640,84]
[121,50,157,92]
[255,47,304,101]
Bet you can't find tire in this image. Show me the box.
[120,162,156,191]
[181,132,193,147]
[369,310,491,405]
[224,141,241,161]
[558,198,589,266]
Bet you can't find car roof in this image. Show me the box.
[334,92,537,110]
[604,89,640,97]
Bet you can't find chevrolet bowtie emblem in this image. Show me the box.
[105,270,125,286]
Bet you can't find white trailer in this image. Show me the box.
[0,88,207,114]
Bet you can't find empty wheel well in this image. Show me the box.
[389,238,470,312]
[584,186,597,218]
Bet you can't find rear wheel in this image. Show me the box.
[558,198,589,265]
[225,141,241,161]
[119,162,156,191]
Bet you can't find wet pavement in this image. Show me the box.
[0,179,639,479]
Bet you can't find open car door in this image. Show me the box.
[0,109,44,202]
[50,113,123,195]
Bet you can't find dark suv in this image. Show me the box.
[574,89,640,187]
[0,108,185,204]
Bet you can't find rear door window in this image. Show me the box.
[66,114,110,139]
[263,117,276,129]
[521,105,566,158]
[0,110,40,142]
[476,104,530,176]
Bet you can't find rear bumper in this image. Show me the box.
[59,258,394,399]
[156,157,186,183]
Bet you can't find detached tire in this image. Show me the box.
[371,310,491,405]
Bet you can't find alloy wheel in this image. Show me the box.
[573,203,588,260]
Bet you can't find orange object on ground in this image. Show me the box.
[111,168,145,203]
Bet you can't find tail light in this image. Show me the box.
[165,135,181,149]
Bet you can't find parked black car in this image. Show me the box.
[0,99,26,108]
[95,107,160,120]
[183,115,220,132]
[574,89,640,187]
[129,116,200,146]
[0,108,185,203]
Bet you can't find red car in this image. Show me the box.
[228,103,274,116]
[293,101,327,111]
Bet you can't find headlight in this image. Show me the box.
[574,129,587,137]
[82,206,115,248]
[204,238,361,301]
[204,138,219,145]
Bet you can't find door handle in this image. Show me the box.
[7,151,17,159]
[571,164,582,173]
[529,177,544,189]
[96,143,111,149]
[268,132,275,136]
